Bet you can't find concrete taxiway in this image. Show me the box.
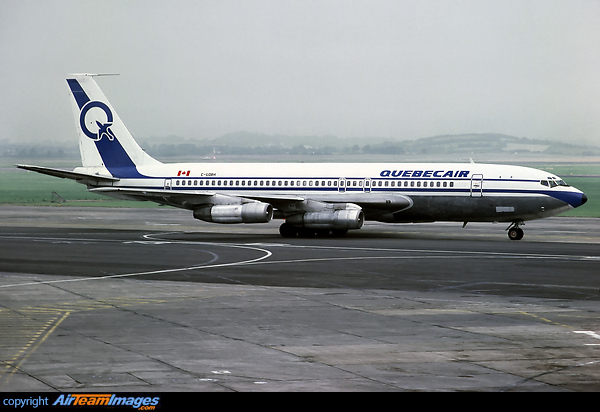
[0,206,599,391]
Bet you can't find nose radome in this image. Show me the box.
[582,193,588,205]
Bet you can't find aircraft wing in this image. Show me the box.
[243,192,412,215]
[16,164,119,183]
[88,187,216,207]
[89,187,412,215]
[89,187,310,210]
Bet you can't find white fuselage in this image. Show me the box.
[78,162,586,224]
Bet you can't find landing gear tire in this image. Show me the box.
[508,227,524,241]
[331,229,348,237]
[279,222,298,238]
[506,221,525,241]
[297,228,316,238]
[315,229,331,237]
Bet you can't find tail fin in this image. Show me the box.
[66,74,161,177]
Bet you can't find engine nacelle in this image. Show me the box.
[286,209,364,230]
[193,203,273,224]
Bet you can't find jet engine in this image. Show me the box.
[193,203,273,224]
[285,208,364,230]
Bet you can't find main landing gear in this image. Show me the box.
[279,222,348,238]
[506,221,524,241]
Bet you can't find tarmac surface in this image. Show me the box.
[0,206,599,391]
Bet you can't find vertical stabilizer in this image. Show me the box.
[66,74,161,177]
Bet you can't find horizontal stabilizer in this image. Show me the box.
[16,164,119,183]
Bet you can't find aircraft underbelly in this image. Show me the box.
[375,194,567,223]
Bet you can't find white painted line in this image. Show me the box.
[0,241,272,289]
[574,331,600,340]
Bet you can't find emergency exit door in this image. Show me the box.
[470,174,483,197]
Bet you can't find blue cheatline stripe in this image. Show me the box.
[66,78,146,179]
[119,178,581,202]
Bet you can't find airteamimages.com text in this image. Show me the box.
[3,394,161,410]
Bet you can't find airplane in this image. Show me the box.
[17,74,588,240]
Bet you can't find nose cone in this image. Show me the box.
[569,191,588,208]
[553,190,588,208]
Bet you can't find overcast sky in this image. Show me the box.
[1,0,599,145]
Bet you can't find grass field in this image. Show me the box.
[555,177,598,217]
[2,163,598,217]
[1,168,161,208]
[529,163,599,217]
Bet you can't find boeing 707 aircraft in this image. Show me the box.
[17,74,587,240]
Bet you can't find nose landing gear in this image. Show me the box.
[506,221,524,240]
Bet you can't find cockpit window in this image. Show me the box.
[542,177,569,188]
[556,179,568,186]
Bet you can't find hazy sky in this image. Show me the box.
[1,0,599,145]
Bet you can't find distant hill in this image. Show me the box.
[206,131,375,149]
[5,132,599,160]
[200,131,600,156]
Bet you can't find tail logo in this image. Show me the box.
[79,101,116,141]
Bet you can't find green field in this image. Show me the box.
[528,163,599,217]
[2,164,598,217]
[555,177,598,217]
[1,168,161,208]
